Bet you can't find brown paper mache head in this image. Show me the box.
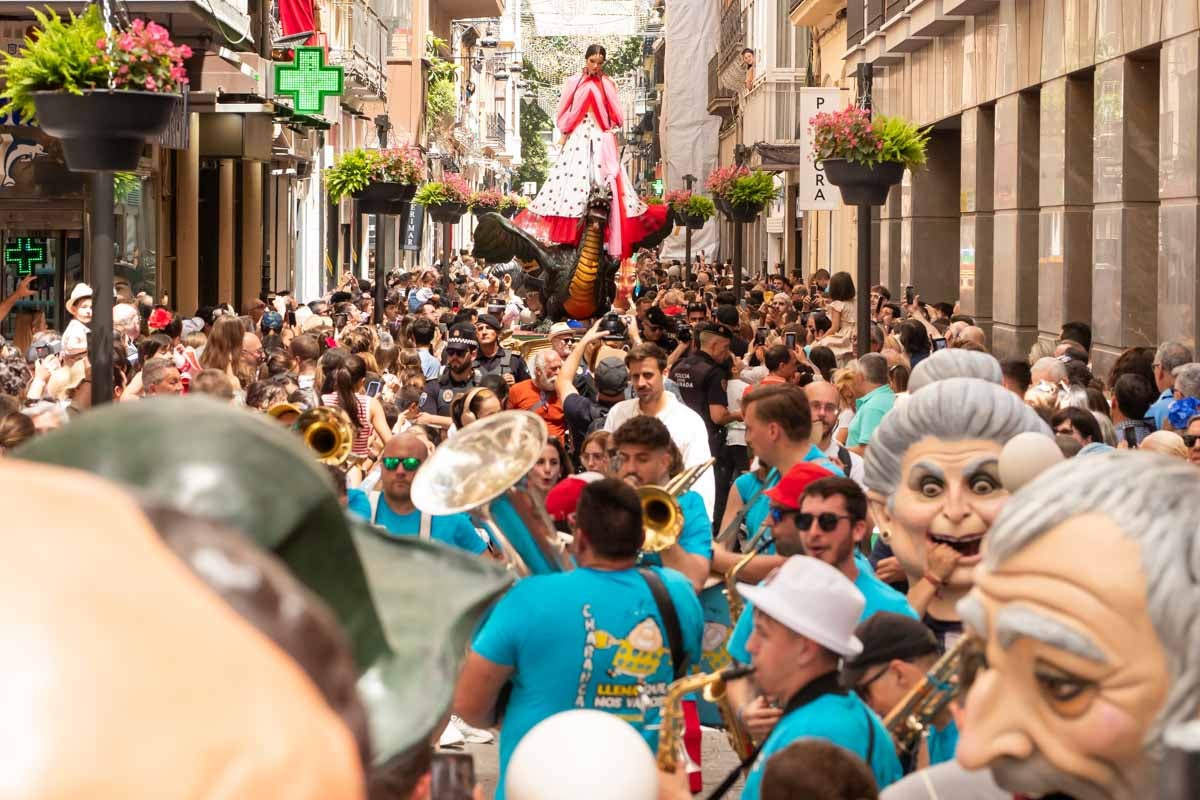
[863,377,1050,621]
[955,452,1200,800]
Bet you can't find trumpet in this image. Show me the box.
[639,458,717,552]
[883,636,968,753]
[658,664,756,772]
[290,406,355,466]
[724,521,774,625]
[412,410,572,576]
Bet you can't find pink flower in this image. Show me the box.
[144,76,157,90]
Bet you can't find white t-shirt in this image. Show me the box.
[725,378,750,447]
[823,439,866,490]
[603,392,715,518]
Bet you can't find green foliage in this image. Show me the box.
[873,114,930,170]
[0,5,108,123]
[602,37,643,78]
[426,79,456,130]
[113,172,138,204]
[415,182,451,206]
[727,170,780,208]
[683,195,715,219]
[516,65,550,188]
[325,149,377,203]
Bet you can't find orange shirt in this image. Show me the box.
[508,379,567,442]
[743,374,788,401]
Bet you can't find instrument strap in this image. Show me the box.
[369,492,432,541]
[637,567,688,681]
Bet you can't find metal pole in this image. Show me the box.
[683,173,695,286]
[856,204,871,357]
[374,213,387,324]
[442,220,453,293]
[90,171,114,404]
[733,221,743,299]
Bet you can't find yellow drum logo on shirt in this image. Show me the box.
[590,617,666,678]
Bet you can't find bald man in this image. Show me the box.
[347,433,493,556]
[958,325,986,349]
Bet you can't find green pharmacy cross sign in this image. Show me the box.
[5,236,47,276]
[275,47,344,115]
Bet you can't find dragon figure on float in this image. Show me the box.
[473,43,673,320]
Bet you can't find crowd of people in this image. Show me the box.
[2,249,1198,800]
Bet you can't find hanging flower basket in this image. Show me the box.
[34,90,178,172]
[429,202,468,224]
[821,159,905,206]
[728,201,763,223]
[715,197,733,219]
[353,181,416,214]
[682,212,708,229]
[500,206,520,219]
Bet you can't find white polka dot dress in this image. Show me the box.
[529,112,646,220]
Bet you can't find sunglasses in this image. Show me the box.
[1184,434,1200,448]
[381,456,422,472]
[854,664,891,700]
[769,508,852,532]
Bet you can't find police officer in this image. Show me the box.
[427,323,483,417]
[474,314,529,386]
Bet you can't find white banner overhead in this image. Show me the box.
[797,87,846,211]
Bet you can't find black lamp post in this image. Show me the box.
[854,63,873,357]
[373,114,391,324]
[683,173,696,285]
[90,173,115,405]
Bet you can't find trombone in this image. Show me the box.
[639,458,717,552]
[270,404,355,467]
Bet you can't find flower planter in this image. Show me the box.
[728,201,763,224]
[428,202,468,224]
[821,158,905,206]
[681,212,709,230]
[472,207,501,220]
[353,181,417,214]
[34,89,178,172]
[500,206,520,219]
[715,197,733,219]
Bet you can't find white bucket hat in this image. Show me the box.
[738,556,866,657]
[65,283,93,315]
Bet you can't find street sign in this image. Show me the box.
[401,202,424,252]
[5,236,47,276]
[274,47,344,115]
[797,87,846,210]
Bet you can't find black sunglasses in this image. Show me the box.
[854,664,891,700]
[1184,434,1200,448]
[769,509,852,532]
[381,456,422,472]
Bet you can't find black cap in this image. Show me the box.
[695,321,733,340]
[714,305,739,328]
[476,313,503,333]
[840,612,939,689]
[646,306,670,327]
[445,323,478,352]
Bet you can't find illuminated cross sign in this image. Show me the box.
[275,47,344,115]
[5,237,47,276]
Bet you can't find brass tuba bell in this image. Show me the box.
[638,458,716,553]
[293,406,355,466]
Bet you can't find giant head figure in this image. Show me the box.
[955,452,1200,800]
[863,377,1050,623]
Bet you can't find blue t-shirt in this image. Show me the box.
[730,448,844,558]
[741,682,903,798]
[638,489,712,564]
[726,565,916,663]
[926,719,959,767]
[347,489,487,555]
[472,567,704,799]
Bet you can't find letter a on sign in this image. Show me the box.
[798,87,846,211]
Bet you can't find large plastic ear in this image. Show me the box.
[867,489,893,542]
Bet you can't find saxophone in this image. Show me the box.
[657,664,756,772]
[723,522,773,625]
[882,636,968,753]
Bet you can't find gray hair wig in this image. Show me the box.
[908,349,1002,393]
[982,451,1200,756]
[863,377,1051,497]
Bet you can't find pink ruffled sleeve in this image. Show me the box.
[556,74,582,131]
[602,76,623,128]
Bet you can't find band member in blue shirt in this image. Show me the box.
[738,556,903,798]
[612,415,712,591]
[453,478,703,799]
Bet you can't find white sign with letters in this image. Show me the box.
[797,88,847,210]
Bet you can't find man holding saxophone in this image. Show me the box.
[452,478,703,800]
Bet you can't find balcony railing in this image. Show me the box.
[707,53,737,116]
[717,0,745,71]
[740,78,807,146]
[487,111,505,143]
[328,0,388,99]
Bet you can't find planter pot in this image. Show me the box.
[715,197,733,219]
[472,206,501,220]
[728,201,763,223]
[500,206,521,219]
[821,158,905,206]
[34,90,178,172]
[353,181,417,214]
[428,202,467,224]
[681,212,709,230]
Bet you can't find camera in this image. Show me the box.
[597,313,628,341]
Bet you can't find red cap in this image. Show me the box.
[544,472,605,522]
[764,462,836,511]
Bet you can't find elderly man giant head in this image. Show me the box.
[863,378,1050,627]
[955,452,1200,800]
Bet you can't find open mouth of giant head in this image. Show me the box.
[926,531,985,559]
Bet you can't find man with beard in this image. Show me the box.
[863,378,1050,650]
[428,323,483,418]
[952,453,1200,800]
[474,314,530,386]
